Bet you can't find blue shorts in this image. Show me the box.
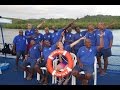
[73,64,94,74]
[22,57,37,68]
[96,48,112,58]
[16,51,25,59]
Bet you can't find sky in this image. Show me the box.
[0,5,120,19]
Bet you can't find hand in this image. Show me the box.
[13,49,16,54]
[80,36,86,40]
[79,63,83,68]
[61,31,65,37]
[42,20,45,23]
[24,55,28,61]
[109,45,112,48]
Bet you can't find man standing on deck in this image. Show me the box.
[95,22,113,76]
[32,29,44,45]
[13,30,27,71]
[73,26,85,55]
[25,21,45,52]
[43,27,52,45]
[85,24,96,46]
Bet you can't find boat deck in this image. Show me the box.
[0,56,120,85]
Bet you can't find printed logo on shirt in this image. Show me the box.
[80,34,82,37]
[39,36,41,38]
[49,48,51,50]
[56,33,58,36]
[48,35,50,38]
[31,31,33,33]
[23,38,25,40]
[52,35,54,37]
[89,49,92,52]
[82,51,84,52]
[69,35,71,37]
[34,47,36,49]
[89,35,91,37]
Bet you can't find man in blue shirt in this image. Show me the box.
[22,40,42,80]
[73,26,85,55]
[25,21,45,52]
[13,30,27,71]
[51,26,60,45]
[64,27,74,47]
[32,29,44,44]
[25,23,35,44]
[85,24,96,46]
[95,22,113,75]
[51,20,75,45]
[72,32,104,85]
[34,40,56,85]
[43,27,52,44]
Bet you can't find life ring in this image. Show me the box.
[47,49,74,78]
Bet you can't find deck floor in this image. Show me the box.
[0,57,120,85]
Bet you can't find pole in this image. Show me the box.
[0,24,5,46]
[0,24,6,58]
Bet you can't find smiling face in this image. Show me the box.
[98,22,105,30]
[19,30,23,36]
[87,24,94,32]
[45,27,49,34]
[27,23,32,29]
[85,39,91,48]
[30,40,36,46]
[56,41,64,50]
[75,26,80,33]
[35,29,39,34]
[44,40,51,47]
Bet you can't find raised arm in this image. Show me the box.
[36,20,45,29]
[70,37,86,48]
[62,20,75,31]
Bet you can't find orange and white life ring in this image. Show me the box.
[47,49,74,78]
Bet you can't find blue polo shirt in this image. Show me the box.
[82,30,87,36]
[28,44,41,60]
[64,32,74,46]
[13,35,27,52]
[42,44,71,64]
[43,44,57,63]
[25,28,35,44]
[64,45,71,52]
[77,46,97,65]
[95,29,113,49]
[52,29,64,45]
[33,33,44,44]
[44,32,52,44]
[85,31,96,46]
[73,32,84,50]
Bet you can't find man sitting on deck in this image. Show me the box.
[22,40,42,80]
[71,32,104,85]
